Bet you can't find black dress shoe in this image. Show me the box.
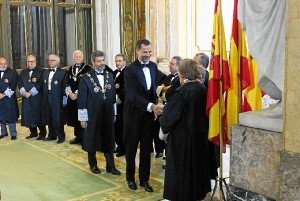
[11,136,17,140]
[70,138,82,144]
[116,152,125,157]
[57,139,65,144]
[90,166,101,174]
[106,167,121,175]
[25,134,38,139]
[140,181,153,192]
[44,137,57,141]
[0,134,8,139]
[36,136,45,140]
[155,153,163,158]
[127,181,137,190]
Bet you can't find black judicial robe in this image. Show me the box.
[18,68,44,127]
[160,81,211,201]
[41,68,68,127]
[66,63,92,127]
[77,67,116,153]
[0,68,19,123]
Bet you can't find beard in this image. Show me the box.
[95,65,105,72]
[140,56,150,64]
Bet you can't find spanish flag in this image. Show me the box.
[206,0,230,152]
[226,0,250,139]
[243,54,262,111]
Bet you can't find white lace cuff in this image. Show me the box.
[29,87,38,96]
[78,109,88,121]
[4,88,14,98]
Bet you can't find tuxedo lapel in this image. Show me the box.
[136,67,147,90]
[149,65,156,89]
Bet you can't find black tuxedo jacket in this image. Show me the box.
[123,59,157,140]
[113,67,126,103]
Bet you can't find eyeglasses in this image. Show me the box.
[27,61,36,63]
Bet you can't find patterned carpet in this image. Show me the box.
[0,124,165,201]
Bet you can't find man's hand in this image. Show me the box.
[80,121,87,128]
[69,93,77,100]
[151,103,164,115]
[24,92,31,98]
[0,93,5,99]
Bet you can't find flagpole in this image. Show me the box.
[210,0,228,200]
[218,0,225,199]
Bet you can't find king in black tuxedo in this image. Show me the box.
[123,39,162,192]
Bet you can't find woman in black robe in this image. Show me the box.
[160,59,211,201]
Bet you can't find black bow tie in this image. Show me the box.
[0,70,4,73]
[96,71,104,75]
[141,63,150,68]
[50,69,55,72]
[75,65,80,68]
[29,69,34,72]
[116,69,121,73]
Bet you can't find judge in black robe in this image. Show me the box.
[41,54,68,143]
[18,55,46,139]
[0,57,19,139]
[65,50,92,144]
[77,50,120,175]
[160,59,211,201]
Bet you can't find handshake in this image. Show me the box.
[151,103,164,115]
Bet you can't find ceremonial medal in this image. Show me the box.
[28,79,31,83]
[44,79,47,83]
[105,83,112,90]
[32,78,37,82]
[73,76,77,81]
[115,83,120,89]
[4,79,8,83]
[94,86,100,93]
[54,80,58,85]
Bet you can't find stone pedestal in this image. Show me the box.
[230,125,300,200]
[229,125,283,199]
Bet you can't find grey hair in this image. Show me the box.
[171,56,183,66]
[73,50,83,57]
[199,66,207,84]
[178,59,200,80]
[115,53,126,61]
[91,51,106,62]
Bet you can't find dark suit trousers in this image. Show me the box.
[88,151,115,169]
[29,126,47,137]
[125,112,154,182]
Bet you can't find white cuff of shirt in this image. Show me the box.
[20,87,26,96]
[147,103,153,112]
[114,103,117,116]
[65,86,72,96]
